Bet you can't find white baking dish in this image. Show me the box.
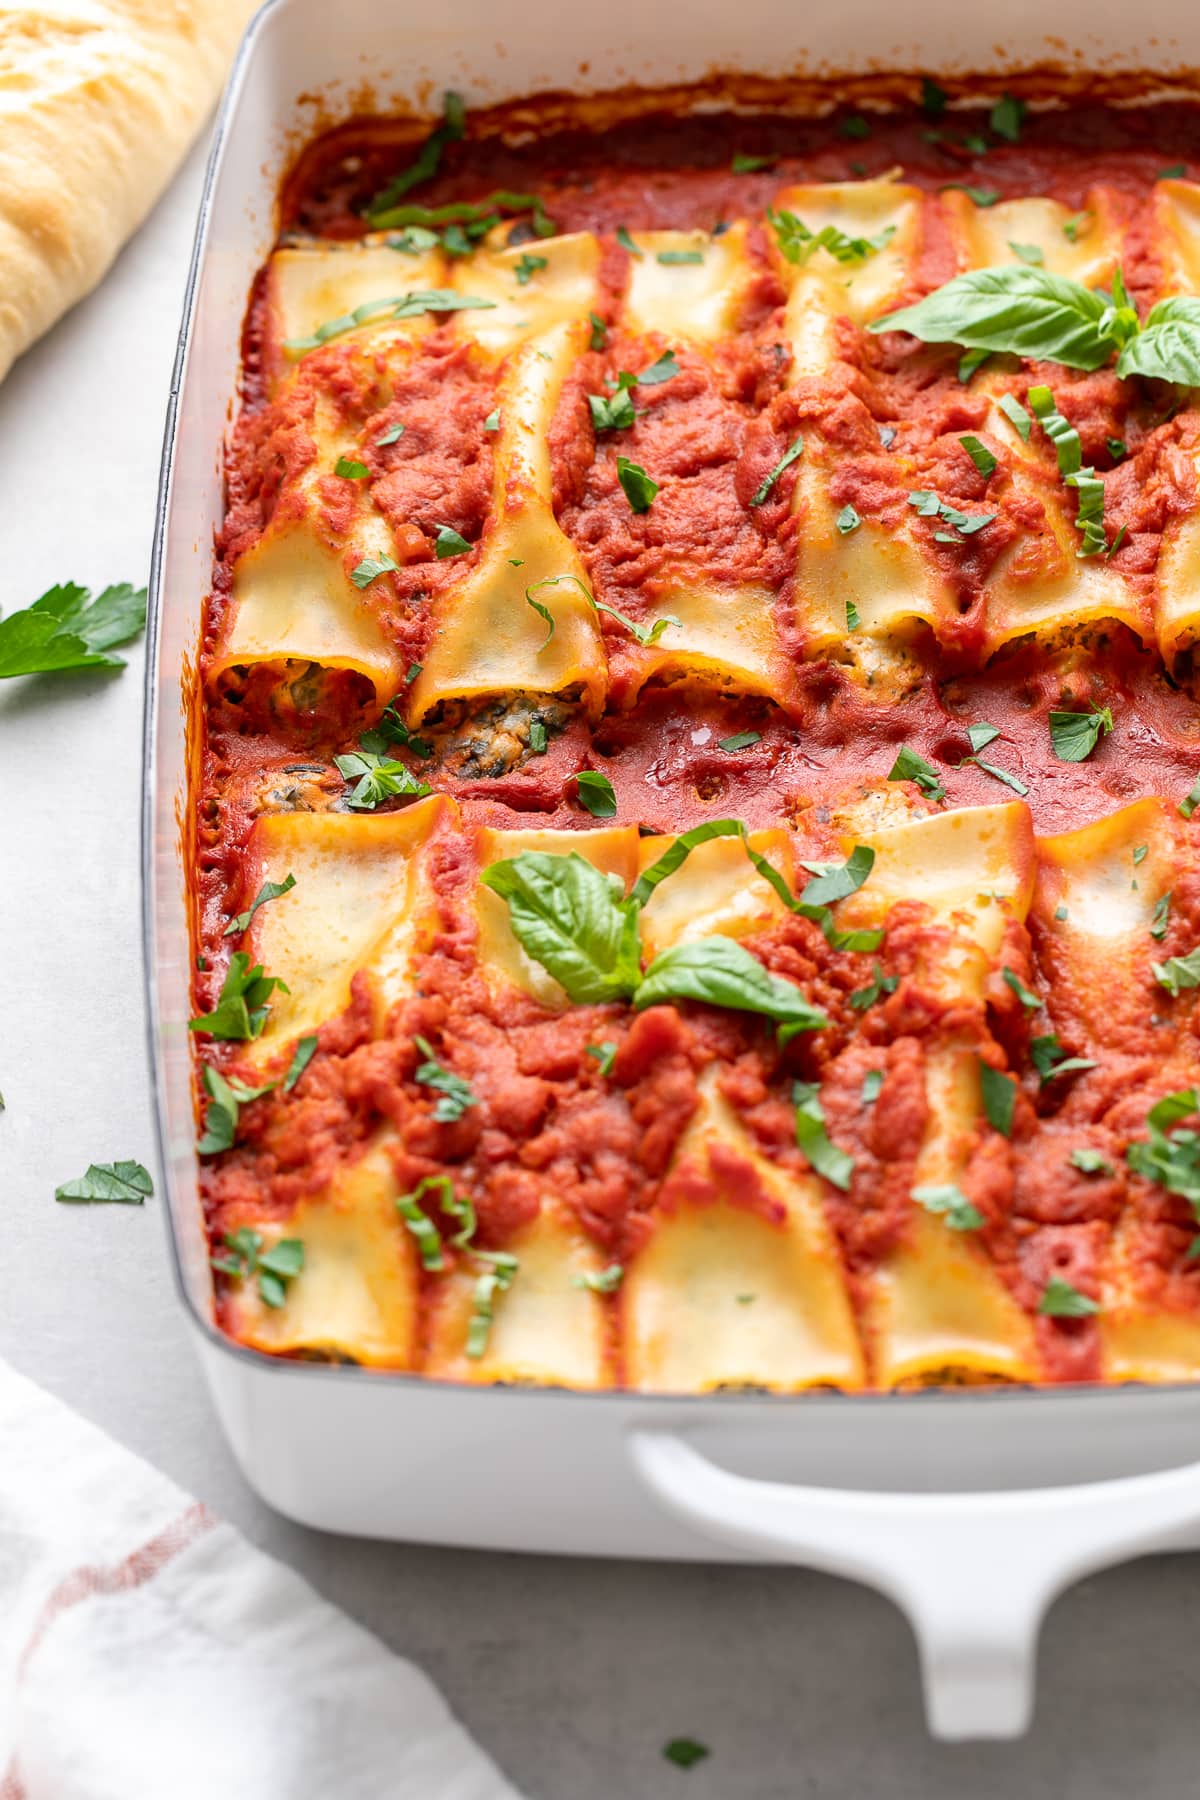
[143,0,1200,1741]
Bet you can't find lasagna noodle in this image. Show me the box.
[635,828,798,961]
[622,223,757,342]
[238,796,455,1068]
[942,189,1120,287]
[448,229,603,360]
[261,238,445,390]
[408,319,608,719]
[621,1074,864,1393]
[220,1137,419,1367]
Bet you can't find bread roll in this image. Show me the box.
[0,1,256,383]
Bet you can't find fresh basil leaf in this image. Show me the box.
[412,1035,478,1122]
[588,311,608,350]
[1062,211,1091,243]
[732,151,776,172]
[189,952,288,1041]
[364,91,465,215]
[1030,1034,1097,1083]
[224,873,295,937]
[335,456,369,479]
[616,457,659,512]
[1151,892,1172,940]
[629,820,748,909]
[55,1159,154,1205]
[576,770,617,818]
[720,731,761,751]
[1106,436,1127,460]
[846,600,861,631]
[872,265,1121,371]
[351,555,400,589]
[1180,777,1200,819]
[1026,384,1082,473]
[921,78,948,114]
[586,1041,617,1077]
[284,1035,318,1092]
[836,504,862,534]
[528,719,547,754]
[960,434,997,476]
[793,1081,854,1190]
[797,844,875,909]
[769,210,895,267]
[1070,1148,1113,1176]
[749,435,804,506]
[1002,967,1040,1012]
[1152,945,1200,997]
[375,421,405,446]
[367,701,431,759]
[962,134,990,155]
[1117,295,1200,385]
[636,935,828,1034]
[1009,240,1044,266]
[959,347,991,383]
[588,387,637,432]
[525,573,676,648]
[913,1182,984,1231]
[998,393,1033,440]
[979,1060,1016,1137]
[574,1262,624,1293]
[888,744,946,802]
[1049,706,1112,762]
[197,1065,274,1156]
[616,226,643,259]
[285,290,497,354]
[397,1181,446,1270]
[433,523,471,558]
[849,962,898,1011]
[1038,1277,1099,1318]
[0,580,147,678]
[480,851,642,1003]
[990,93,1026,141]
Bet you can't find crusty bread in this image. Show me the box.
[0,1,256,383]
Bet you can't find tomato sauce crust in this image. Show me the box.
[199,95,1200,1383]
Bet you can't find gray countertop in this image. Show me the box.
[2,139,1198,1800]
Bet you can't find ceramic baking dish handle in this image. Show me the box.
[629,1428,1200,1740]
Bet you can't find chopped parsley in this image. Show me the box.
[849,963,898,1011]
[1180,777,1200,819]
[433,523,471,558]
[0,579,148,679]
[528,719,548,755]
[1127,1090,1200,1212]
[588,311,608,351]
[483,409,500,432]
[846,600,861,632]
[334,751,431,810]
[616,457,659,513]
[196,1065,274,1156]
[211,1228,304,1309]
[189,952,288,1041]
[351,555,401,590]
[616,226,643,259]
[1151,892,1172,940]
[1002,967,1041,1013]
[1030,1035,1097,1083]
[990,94,1026,141]
[514,252,548,285]
[839,115,871,140]
[939,183,1000,207]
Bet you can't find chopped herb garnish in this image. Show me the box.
[921,78,948,114]
[616,226,643,259]
[397,1182,446,1270]
[769,210,895,267]
[525,572,677,648]
[375,421,405,446]
[913,1182,984,1232]
[1003,967,1040,1012]
[283,1035,318,1092]
[862,1069,885,1105]
[576,770,617,818]
[1049,706,1113,763]
[514,252,548,285]
[979,1060,1016,1137]
[1070,1148,1113,1176]
[939,184,1001,207]
[1030,1035,1097,1083]
[574,1263,624,1293]
[224,872,295,937]
[849,962,898,1011]
[1038,1277,1099,1318]
[284,290,496,356]
[846,599,861,631]
[334,751,432,810]
[334,456,369,479]
[588,386,637,433]
[528,719,548,755]
[1127,1090,1200,1210]
[616,457,659,513]
[433,523,471,558]
[1152,945,1200,997]
[351,555,401,589]
[906,489,995,537]
[483,409,500,432]
[1159,164,1187,180]
[364,91,466,215]
[1180,777,1200,819]
[839,115,871,139]
[719,731,761,751]
[958,347,991,383]
[210,1228,304,1309]
[663,1739,710,1770]
[793,1080,854,1190]
[587,1041,617,1077]
[990,94,1026,141]
[998,393,1033,440]
[467,1250,520,1357]
[836,503,862,534]
[732,151,777,172]
[413,1036,479,1121]
[1107,437,1128,461]
[967,721,1001,753]
[960,434,998,477]
[1055,904,1069,921]
[888,744,946,802]
[636,349,680,386]
[588,311,608,351]
[406,661,422,684]
[1151,892,1172,940]
[189,952,288,1041]
[969,755,1029,795]
[657,249,704,265]
[749,435,804,507]
[197,1065,274,1156]
[55,1160,154,1205]
[1009,241,1044,266]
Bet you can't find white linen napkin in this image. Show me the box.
[0,1361,524,1800]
